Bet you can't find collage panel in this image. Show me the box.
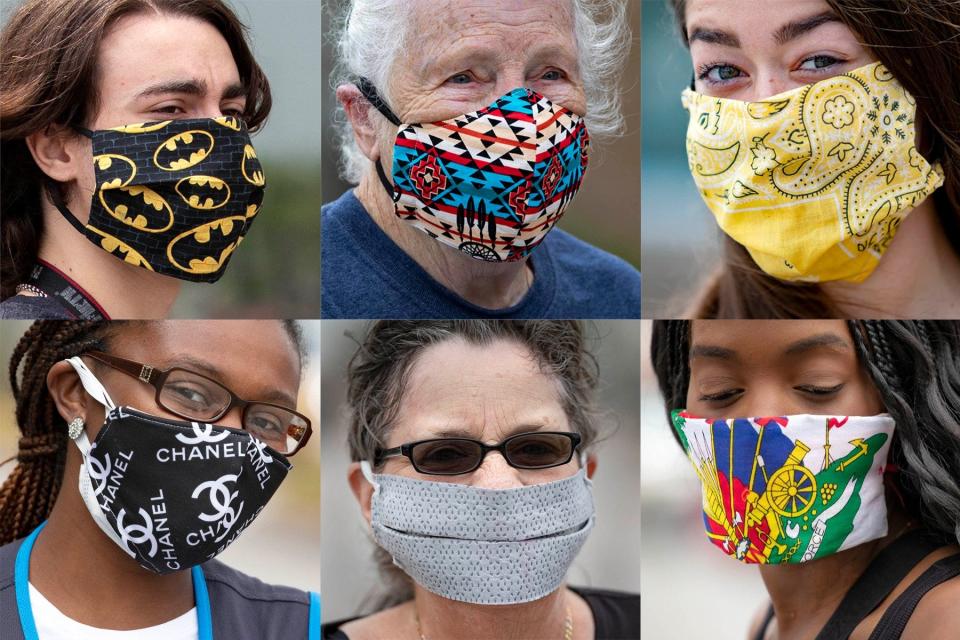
[642,319,960,638]
[0,320,321,637]
[320,320,641,638]
[0,0,321,320]
[320,0,641,319]
[642,0,960,319]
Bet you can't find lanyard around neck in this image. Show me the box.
[14,521,213,640]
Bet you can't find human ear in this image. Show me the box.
[46,360,90,425]
[25,126,88,184]
[347,461,375,527]
[586,453,598,480]
[337,84,383,162]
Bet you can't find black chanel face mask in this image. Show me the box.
[67,357,290,574]
[57,117,266,283]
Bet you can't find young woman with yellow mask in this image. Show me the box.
[670,0,960,318]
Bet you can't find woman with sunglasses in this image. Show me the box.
[664,0,960,318]
[0,320,319,639]
[322,320,640,640]
[650,320,960,638]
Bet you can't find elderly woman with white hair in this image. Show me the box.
[322,0,641,319]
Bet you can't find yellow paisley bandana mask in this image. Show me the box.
[682,62,944,283]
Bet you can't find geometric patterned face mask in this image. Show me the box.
[682,62,943,283]
[358,81,590,262]
[672,410,895,564]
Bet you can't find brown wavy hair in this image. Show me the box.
[669,0,960,318]
[0,0,272,300]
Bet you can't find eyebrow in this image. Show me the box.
[163,355,298,408]
[429,424,549,441]
[773,11,842,45]
[783,333,851,356]
[135,79,246,101]
[689,344,738,362]
[688,10,841,49]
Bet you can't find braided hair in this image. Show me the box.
[0,321,117,544]
[650,320,960,544]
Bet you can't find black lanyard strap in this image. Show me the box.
[25,261,108,320]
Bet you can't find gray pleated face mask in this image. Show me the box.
[361,460,596,605]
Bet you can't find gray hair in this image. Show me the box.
[345,320,602,611]
[330,0,631,184]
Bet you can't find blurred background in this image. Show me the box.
[640,320,767,638]
[0,0,322,318]
[641,0,725,317]
[321,0,641,271]
[0,320,322,592]
[320,320,642,622]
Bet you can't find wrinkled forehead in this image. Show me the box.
[400,0,578,73]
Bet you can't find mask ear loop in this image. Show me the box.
[360,460,381,497]
[62,356,131,555]
[51,127,97,236]
[355,78,403,203]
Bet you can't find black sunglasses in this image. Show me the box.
[375,431,582,476]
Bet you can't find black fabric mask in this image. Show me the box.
[74,405,290,574]
[58,117,266,283]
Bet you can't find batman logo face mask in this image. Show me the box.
[357,79,589,263]
[57,117,266,283]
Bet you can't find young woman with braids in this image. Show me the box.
[665,0,960,318]
[0,0,271,319]
[650,320,960,639]
[0,320,320,639]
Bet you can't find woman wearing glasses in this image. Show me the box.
[322,320,640,640]
[0,320,319,640]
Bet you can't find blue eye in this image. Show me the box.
[798,55,844,72]
[447,73,473,85]
[542,69,565,81]
[697,63,746,85]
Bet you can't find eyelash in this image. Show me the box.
[695,55,846,86]
[698,383,845,406]
[445,68,567,85]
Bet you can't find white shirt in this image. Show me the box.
[28,582,199,640]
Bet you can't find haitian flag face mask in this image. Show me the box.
[57,117,266,282]
[66,356,290,574]
[672,410,895,564]
[357,79,589,262]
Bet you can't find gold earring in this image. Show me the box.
[67,417,85,440]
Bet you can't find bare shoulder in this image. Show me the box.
[902,574,960,640]
[340,602,415,640]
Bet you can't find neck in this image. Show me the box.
[413,585,579,640]
[28,460,193,629]
[759,541,881,640]
[356,171,534,310]
[760,507,915,640]
[825,197,960,317]
[37,198,180,319]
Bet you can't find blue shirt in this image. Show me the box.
[321,190,640,318]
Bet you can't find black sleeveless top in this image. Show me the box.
[754,530,960,640]
[322,587,640,640]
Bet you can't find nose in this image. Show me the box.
[470,450,525,489]
[751,70,795,101]
[216,405,246,431]
[735,381,806,418]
